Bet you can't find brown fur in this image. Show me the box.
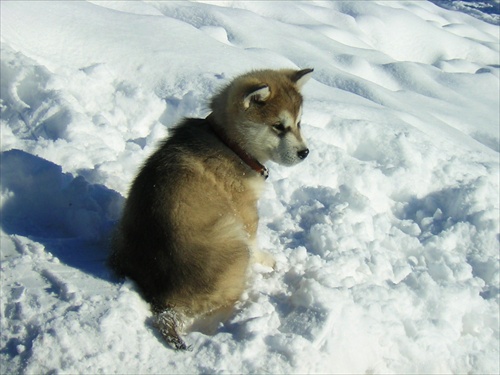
[109,68,313,349]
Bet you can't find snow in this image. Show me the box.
[430,0,500,25]
[1,1,499,373]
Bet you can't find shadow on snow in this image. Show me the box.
[0,149,124,280]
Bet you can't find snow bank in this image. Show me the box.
[1,1,499,374]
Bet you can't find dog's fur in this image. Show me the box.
[109,68,313,349]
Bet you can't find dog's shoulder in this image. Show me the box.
[169,117,209,141]
[146,117,264,197]
[160,118,240,172]
[163,118,227,157]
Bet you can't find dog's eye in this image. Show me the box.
[273,123,286,132]
[297,121,301,129]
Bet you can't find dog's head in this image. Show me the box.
[211,68,313,166]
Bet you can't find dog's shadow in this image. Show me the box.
[0,149,124,280]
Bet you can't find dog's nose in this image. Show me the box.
[297,148,309,160]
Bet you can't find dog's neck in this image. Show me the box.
[206,113,269,179]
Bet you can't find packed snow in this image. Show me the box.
[1,1,499,374]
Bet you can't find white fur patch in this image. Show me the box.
[270,109,308,166]
[280,110,296,128]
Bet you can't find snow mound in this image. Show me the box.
[1,1,499,374]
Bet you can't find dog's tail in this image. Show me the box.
[153,307,190,351]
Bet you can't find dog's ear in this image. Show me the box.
[291,68,314,91]
[243,85,270,109]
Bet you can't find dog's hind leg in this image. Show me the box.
[153,308,190,351]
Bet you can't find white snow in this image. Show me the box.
[1,1,499,374]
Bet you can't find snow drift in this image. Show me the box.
[1,1,499,374]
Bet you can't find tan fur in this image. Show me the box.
[210,69,308,164]
[109,68,313,349]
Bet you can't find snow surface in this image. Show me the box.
[430,0,500,25]
[1,1,499,374]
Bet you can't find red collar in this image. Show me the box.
[206,114,269,179]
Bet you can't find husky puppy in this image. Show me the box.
[109,68,313,349]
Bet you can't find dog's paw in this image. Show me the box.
[252,250,276,269]
[153,309,189,350]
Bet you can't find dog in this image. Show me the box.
[109,68,313,349]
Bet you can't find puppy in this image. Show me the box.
[109,68,313,349]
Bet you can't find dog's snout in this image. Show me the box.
[297,148,309,160]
